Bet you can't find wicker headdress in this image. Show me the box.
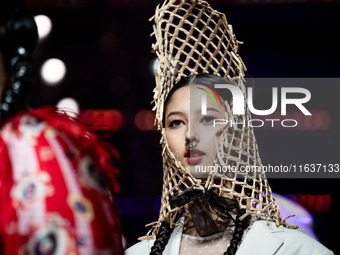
[146,0,296,239]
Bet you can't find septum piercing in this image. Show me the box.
[186,139,198,150]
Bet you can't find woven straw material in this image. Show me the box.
[151,0,246,129]
[144,0,297,240]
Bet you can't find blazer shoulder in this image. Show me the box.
[125,239,155,255]
[266,222,334,255]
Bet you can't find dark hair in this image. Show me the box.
[224,186,252,255]
[149,221,174,255]
[0,1,38,120]
[162,73,234,126]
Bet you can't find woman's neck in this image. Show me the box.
[182,203,236,237]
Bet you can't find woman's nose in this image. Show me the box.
[185,122,200,145]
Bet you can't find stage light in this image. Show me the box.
[288,194,331,214]
[317,194,331,214]
[150,57,159,76]
[41,58,66,85]
[134,109,156,131]
[81,110,124,131]
[34,15,52,40]
[150,57,176,77]
[305,194,315,212]
[314,195,323,213]
[57,98,79,118]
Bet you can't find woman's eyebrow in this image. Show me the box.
[206,107,222,114]
[166,111,185,119]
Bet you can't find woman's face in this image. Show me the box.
[164,84,227,178]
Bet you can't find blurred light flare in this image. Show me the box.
[150,57,160,76]
[81,109,123,131]
[287,194,331,214]
[57,98,79,118]
[134,109,156,131]
[41,58,66,85]
[34,15,52,40]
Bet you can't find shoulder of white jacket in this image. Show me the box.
[125,239,155,255]
[238,221,333,255]
[264,221,334,255]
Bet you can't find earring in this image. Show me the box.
[185,138,198,150]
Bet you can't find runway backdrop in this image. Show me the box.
[24,0,339,253]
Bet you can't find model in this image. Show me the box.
[126,1,334,254]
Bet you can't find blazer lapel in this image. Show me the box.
[236,221,284,255]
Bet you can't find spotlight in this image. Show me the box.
[57,98,79,118]
[41,58,66,85]
[149,57,176,76]
[150,57,159,76]
[34,15,52,40]
[134,109,156,131]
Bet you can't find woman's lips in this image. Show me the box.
[184,149,206,165]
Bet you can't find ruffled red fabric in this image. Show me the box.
[0,106,124,254]
[8,106,121,194]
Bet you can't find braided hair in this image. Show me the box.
[223,208,250,255]
[149,220,174,255]
[149,200,250,255]
[0,0,38,121]
[224,180,253,255]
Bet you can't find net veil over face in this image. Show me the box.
[145,0,297,240]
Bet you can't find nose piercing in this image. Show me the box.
[186,139,198,150]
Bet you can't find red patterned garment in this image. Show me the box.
[0,108,123,255]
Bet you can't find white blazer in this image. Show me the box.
[126,217,334,255]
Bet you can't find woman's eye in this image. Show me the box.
[201,116,216,124]
[169,120,184,128]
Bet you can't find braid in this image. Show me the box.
[149,221,174,255]
[0,2,38,120]
[224,209,249,255]
[224,182,252,255]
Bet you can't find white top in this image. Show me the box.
[126,216,334,255]
[178,213,261,255]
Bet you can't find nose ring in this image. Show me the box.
[186,139,198,150]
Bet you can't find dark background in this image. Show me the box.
[26,0,339,253]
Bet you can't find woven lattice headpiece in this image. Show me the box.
[145,0,296,239]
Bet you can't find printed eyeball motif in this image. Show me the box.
[34,232,57,254]
[78,156,107,191]
[26,214,77,255]
[67,193,94,221]
[11,171,54,208]
[19,115,48,146]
